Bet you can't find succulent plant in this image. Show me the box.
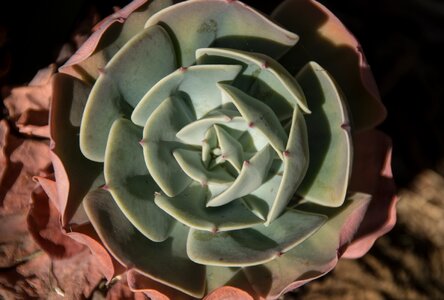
[34,0,397,299]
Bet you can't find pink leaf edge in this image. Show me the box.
[343,131,398,258]
[59,0,149,73]
[304,0,384,114]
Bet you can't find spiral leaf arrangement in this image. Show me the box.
[47,0,391,298]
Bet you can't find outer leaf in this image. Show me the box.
[27,187,85,259]
[205,267,259,299]
[105,118,175,242]
[344,130,398,258]
[51,74,102,225]
[145,0,298,66]
[127,270,192,300]
[187,209,326,267]
[80,25,177,162]
[84,189,206,298]
[244,193,371,299]
[272,0,386,130]
[296,62,351,207]
[67,223,125,281]
[60,0,174,81]
[205,286,254,300]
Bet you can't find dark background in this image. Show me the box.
[1,1,443,298]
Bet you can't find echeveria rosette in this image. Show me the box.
[36,0,397,299]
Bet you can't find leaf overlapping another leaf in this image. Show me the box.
[27,0,398,299]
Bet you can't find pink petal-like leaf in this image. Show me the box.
[67,223,126,281]
[127,270,192,300]
[272,0,386,130]
[50,74,102,226]
[244,193,371,299]
[344,130,398,258]
[204,286,255,300]
[27,186,85,258]
[59,0,156,81]
[34,170,123,280]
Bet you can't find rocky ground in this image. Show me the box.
[1,0,444,299]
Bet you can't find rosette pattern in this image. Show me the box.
[42,0,396,299]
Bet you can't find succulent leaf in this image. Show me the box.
[155,183,263,232]
[206,145,275,207]
[83,188,206,298]
[266,107,309,224]
[145,0,299,66]
[176,113,246,146]
[173,148,234,185]
[272,0,386,130]
[142,95,195,197]
[196,48,310,114]
[104,118,175,242]
[51,74,103,225]
[43,0,396,298]
[296,62,351,207]
[132,64,243,126]
[244,161,284,221]
[205,266,255,296]
[80,25,177,162]
[218,83,288,159]
[60,0,174,81]
[213,125,244,172]
[187,209,326,267]
[244,193,371,298]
